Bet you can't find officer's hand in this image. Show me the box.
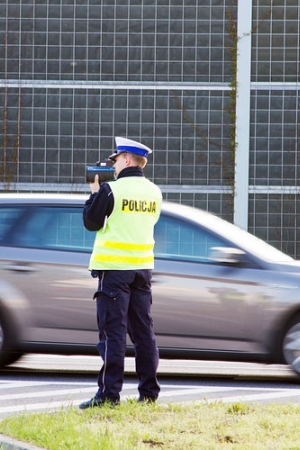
[90,174,100,194]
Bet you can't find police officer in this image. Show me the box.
[79,137,162,409]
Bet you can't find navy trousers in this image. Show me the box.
[94,269,160,402]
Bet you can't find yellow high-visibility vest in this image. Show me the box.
[89,176,162,270]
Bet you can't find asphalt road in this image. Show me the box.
[0,355,299,418]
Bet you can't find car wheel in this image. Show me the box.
[282,315,300,375]
[0,313,22,367]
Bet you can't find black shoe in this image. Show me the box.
[79,397,119,410]
[138,395,158,404]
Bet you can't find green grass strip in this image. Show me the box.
[1,400,300,449]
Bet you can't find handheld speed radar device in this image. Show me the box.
[86,159,115,183]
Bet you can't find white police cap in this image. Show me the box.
[108,136,152,161]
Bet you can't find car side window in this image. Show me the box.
[0,207,26,244]
[154,214,228,262]
[14,207,95,252]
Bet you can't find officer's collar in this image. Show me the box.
[117,166,144,179]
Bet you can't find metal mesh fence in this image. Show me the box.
[1,0,300,256]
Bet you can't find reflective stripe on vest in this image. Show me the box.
[89,176,162,270]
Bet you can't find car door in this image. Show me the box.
[0,204,97,346]
[152,213,273,355]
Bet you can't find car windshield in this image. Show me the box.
[210,217,293,263]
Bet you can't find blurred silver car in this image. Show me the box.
[1,193,300,375]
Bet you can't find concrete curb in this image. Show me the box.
[0,435,44,450]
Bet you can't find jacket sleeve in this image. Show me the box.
[83,183,114,231]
